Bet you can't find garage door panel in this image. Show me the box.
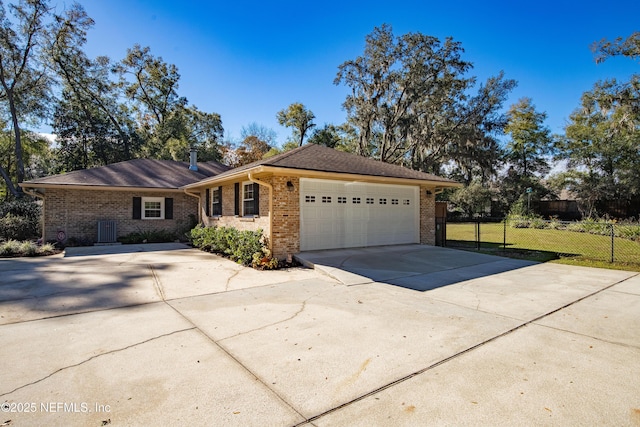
[300,178,419,251]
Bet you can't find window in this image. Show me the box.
[322,196,332,203]
[243,182,257,215]
[352,197,361,204]
[379,198,387,205]
[391,199,399,205]
[338,196,347,204]
[305,195,316,203]
[403,199,411,205]
[366,198,374,204]
[211,187,222,216]
[142,197,164,219]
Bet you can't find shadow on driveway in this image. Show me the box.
[296,244,537,291]
[63,242,192,257]
[0,247,176,324]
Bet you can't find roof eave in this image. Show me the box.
[20,183,185,192]
[181,165,461,189]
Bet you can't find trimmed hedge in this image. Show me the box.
[188,225,277,268]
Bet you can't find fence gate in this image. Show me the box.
[435,202,447,247]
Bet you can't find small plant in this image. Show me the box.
[19,241,38,256]
[251,241,279,270]
[0,239,21,256]
[0,240,58,257]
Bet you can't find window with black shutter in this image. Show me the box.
[133,197,142,219]
[205,189,211,217]
[164,198,173,219]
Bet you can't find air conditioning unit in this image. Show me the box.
[97,220,117,243]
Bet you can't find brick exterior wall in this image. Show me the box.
[42,188,197,243]
[201,182,270,235]
[270,175,300,259]
[200,177,300,259]
[419,185,436,245]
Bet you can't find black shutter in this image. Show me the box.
[165,198,173,219]
[133,197,141,219]
[205,189,210,217]
[253,183,260,215]
[234,183,240,216]
[218,186,223,216]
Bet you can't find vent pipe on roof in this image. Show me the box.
[189,147,198,171]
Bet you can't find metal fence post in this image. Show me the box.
[503,219,507,250]
[611,223,615,263]
[476,220,481,251]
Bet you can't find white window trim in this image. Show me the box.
[211,187,221,216]
[142,197,164,220]
[242,181,255,217]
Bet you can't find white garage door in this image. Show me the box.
[300,178,420,251]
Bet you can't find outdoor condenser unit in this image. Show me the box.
[97,220,117,243]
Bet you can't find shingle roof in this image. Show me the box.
[21,158,230,189]
[203,144,457,184]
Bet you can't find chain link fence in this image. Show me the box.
[445,218,640,267]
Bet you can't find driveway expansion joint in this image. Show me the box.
[293,270,640,425]
[166,302,308,422]
[0,327,195,398]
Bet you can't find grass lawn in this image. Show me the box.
[446,222,640,272]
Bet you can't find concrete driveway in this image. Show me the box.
[1,243,639,426]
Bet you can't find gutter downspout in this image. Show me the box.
[247,172,273,253]
[22,187,45,243]
[184,189,203,224]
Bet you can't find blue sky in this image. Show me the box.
[75,0,639,146]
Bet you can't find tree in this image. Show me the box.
[592,31,640,64]
[161,105,223,161]
[449,181,493,218]
[228,123,275,166]
[308,124,341,148]
[115,44,187,158]
[500,98,554,208]
[0,122,50,198]
[503,98,553,178]
[240,122,277,146]
[0,0,53,196]
[553,79,640,216]
[49,5,140,163]
[334,24,515,178]
[276,102,315,146]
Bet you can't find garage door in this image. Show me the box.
[300,178,419,251]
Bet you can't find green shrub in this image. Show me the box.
[188,225,277,267]
[0,199,41,240]
[529,216,547,229]
[65,236,94,247]
[546,217,563,230]
[616,224,640,241]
